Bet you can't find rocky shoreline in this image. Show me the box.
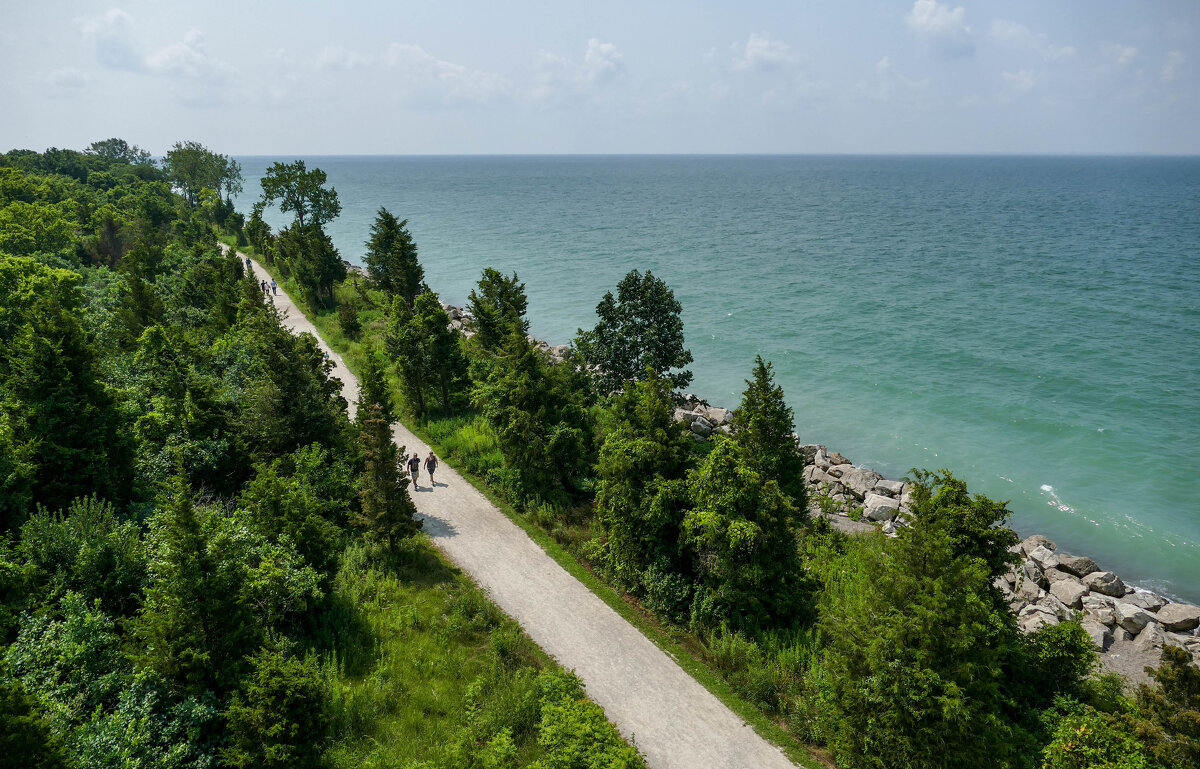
[672,398,1200,680]
[440,301,1200,680]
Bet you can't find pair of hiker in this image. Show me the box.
[407,451,438,488]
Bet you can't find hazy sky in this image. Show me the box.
[2,1,1196,155]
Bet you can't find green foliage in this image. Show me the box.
[258,160,340,230]
[574,269,693,396]
[336,300,361,339]
[683,438,807,631]
[17,496,146,617]
[275,223,346,310]
[530,670,645,769]
[730,355,807,510]
[1135,645,1200,768]
[363,207,425,306]
[353,403,421,544]
[805,511,1019,769]
[0,257,133,520]
[594,373,692,598]
[356,343,394,425]
[0,200,75,255]
[906,469,1020,579]
[223,644,328,769]
[468,268,530,353]
[1042,708,1149,769]
[471,332,592,504]
[384,292,469,417]
[85,138,154,167]
[163,141,241,208]
[0,673,73,769]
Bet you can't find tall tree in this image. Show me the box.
[594,373,692,600]
[353,402,421,544]
[730,355,807,510]
[575,269,693,396]
[258,160,341,229]
[683,438,806,630]
[86,138,154,166]
[467,268,529,352]
[274,223,345,310]
[364,207,424,306]
[384,292,468,417]
[163,141,240,208]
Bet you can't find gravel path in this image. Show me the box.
[241,254,800,769]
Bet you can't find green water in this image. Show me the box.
[235,155,1200,601]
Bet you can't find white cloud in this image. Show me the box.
[584,39,624,83]
[78,7,144,72]
[1162,50,1184,83]
[989,20,1075,61]
[906,0,974,57]
[317,45,374,71]
[530,39,625,104]
[870,56,929,98]
[386,43,513,105]
[1103,43,1138,68]
[147,30,237,84]
[731,33,799,72]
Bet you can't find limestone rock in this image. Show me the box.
[803,465,829,485]
[1124,591,1168,613]
[827,451,851,466]
[1021,560,1045,586]
[690,417,712,438]
[814,448,831,470]
[1015,577,1044,602]
[1080,619,1113,651]
[1156,602,1200,632]
[1019,604,1059,632]
[1133,622,1167,653]
[841,467,884,500]
[881,519,897,535]
[1055,554,1101,578]
[1082,595,1117,627]
[873,478,905,497]
[1039,593,1072,618]
[1044,568,1078,585]
[899,483,914,509]
[706,407,731,425]
[1050,579,1088,609]
[799,444,821,463]
[1084,571,1126,597]
[825,464,848,479]
[1020,534,1057,555]
[1113,602,1155,634]
[1028,545,1060,570]
[864,493,900,522]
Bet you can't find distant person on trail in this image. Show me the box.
[270,278,277,295]
[245,256,252,273]
[407,452,421,488]
[260,279,268,294]
[424,451,438,486]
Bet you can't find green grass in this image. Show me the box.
[227,239,821,768]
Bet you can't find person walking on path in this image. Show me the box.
[271,278,278,295]
[260,279,268,294]
[245,256,252,273]
[407,452,421,489]
[424,451,438,487]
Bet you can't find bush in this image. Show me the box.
[336,301,361,340]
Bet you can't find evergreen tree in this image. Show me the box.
[0,258,132,519]
[0,674,73,769]
[907,469,1019,580]
[730,355,806,511]
[356,343,394,425]
[595,373,692,594]
[223,645,328,769]
[471,331,591,502]
[468,268,529,353]
[384,292,468,417]
[683,438,806,630]
[364,208,425,306]
[575,269,693,397]
[353,402,422,544]
[807,506,1020,769]
[275,224,345,310]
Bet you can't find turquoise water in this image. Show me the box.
[234,155,1200,601]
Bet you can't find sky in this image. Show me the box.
[1,1,1197,155]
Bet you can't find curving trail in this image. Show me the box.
[240,253,799,769]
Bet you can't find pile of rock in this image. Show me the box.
[674,397,732,440]
[998,535,1200,660]
[798,444,913,531]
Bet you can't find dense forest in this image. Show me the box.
[0,142,642,769]
[242,163,1200,768]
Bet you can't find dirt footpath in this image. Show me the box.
[242,254,799,769]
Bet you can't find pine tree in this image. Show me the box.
[729,355,806,511]
[353,402,421,544]
[364,208,425,307]
[468,268,529,353]
[356,343,394,425]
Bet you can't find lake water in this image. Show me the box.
[234,155,1200,602]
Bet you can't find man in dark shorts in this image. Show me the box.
[407,452,421,488]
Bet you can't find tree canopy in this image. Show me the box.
[258,160,341,229]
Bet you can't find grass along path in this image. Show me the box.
[237,249,804,769]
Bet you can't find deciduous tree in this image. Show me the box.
[258,160,340,229]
